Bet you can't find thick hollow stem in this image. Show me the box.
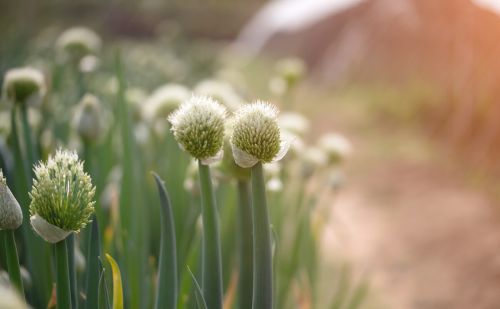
[4,229,24,296]
[251,162,273,309]
[56,239,72,309]
[237,179,254,309]
[197,161,223,309]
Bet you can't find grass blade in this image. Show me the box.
[105,253,123,309]
[152,173,178,309]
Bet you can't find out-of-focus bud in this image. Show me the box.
[275,57,306,89]
[317,133,352,165]
[79,55,100,73]
[279,112,310,138]
[194,79,243,112]
[266,177,283,192]
[56,27,102,63]
[74,94,103,143]
[126,88,147,123]
[301,146,328,179]
[2,67,47,108]
[143,84,190,121]
[0,281,27,309]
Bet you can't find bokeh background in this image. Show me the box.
[3,0,500,308]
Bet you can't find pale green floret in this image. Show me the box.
[56,27,102,61]
[2,67,46,107]
[30,150,95,232]
[74,94,103,142]
[0,170,23,230]
[169,95,226,161]
[232,102,281,163]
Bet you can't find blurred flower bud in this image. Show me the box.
[30,149,95,243]
[266,177,283,192]
[301,146,328,179]
[143,84,190,121]
[279,112,310,137]
[317,133,352,165]
[275,57,306,89]
[74,94,103,143]
[79,55,100,73]
[2,67,47,108]
[56,27,102,63]
[0,282,27,309]
[0,170,23,230]
[194,79,243,112]
[169,95,226,164]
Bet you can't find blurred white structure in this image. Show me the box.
[234,0,364,54]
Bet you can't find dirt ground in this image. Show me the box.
[319,119,500,308]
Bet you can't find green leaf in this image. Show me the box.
[152,173,178,309]
[187,267,207,309]
[105,253,123,309]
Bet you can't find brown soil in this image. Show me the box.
[320,125,500,308]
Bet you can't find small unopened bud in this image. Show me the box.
[168,95,226,164]
[2,67,46,108]
[74,94,103,142]
[231,101,291,168]
[30,149,95,243]
[0,170,23,230]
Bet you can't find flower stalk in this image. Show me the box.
[198,161,223,309]
[237,179,253,309]
[251,162,273,309]
[55,239,72,309]
[4,230,24,295]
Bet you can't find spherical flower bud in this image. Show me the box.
[0,170,23,230]
[231,101,291,168]
[74,94,103,142]
[168,95,226,164]
[143,84,190,120]
[301,146,328,179]
[194,79,243,112]
[56,27,102,62]
[279,112,310,137]
[2,67,46,108]
[30,149,95,243]
[318,133,352,165]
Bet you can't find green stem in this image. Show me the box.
[197,161,223,309]
[56,239,72,309]
[85,216,101,309]
[237,180,253,309]
[67,234,78,308]
[251,162,273,309]
[20,104,37,173]
[4,229,24,296]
